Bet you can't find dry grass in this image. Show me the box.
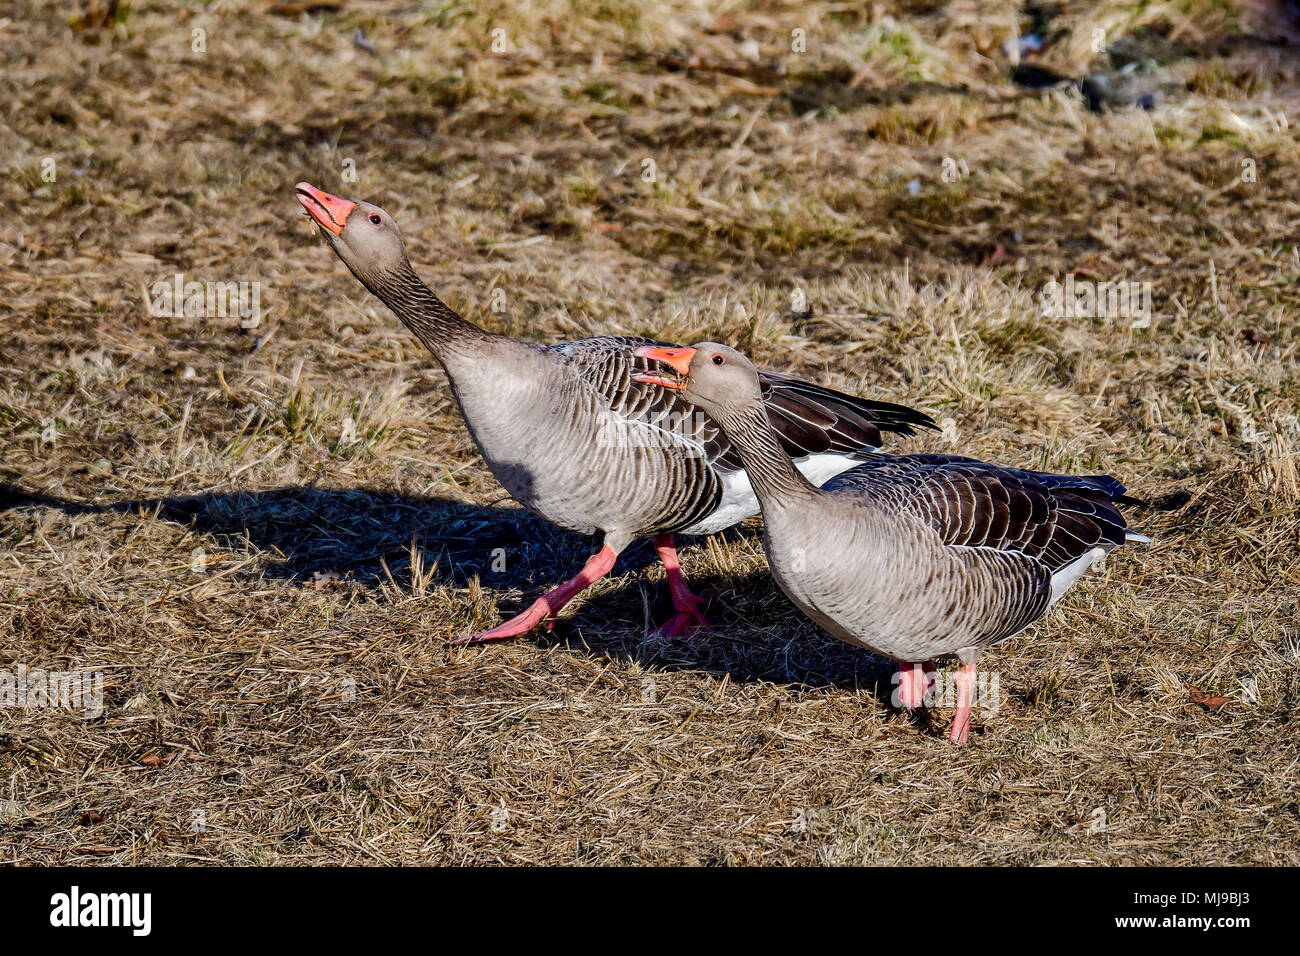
[2,0,1299,864]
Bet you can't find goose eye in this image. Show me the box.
[711,354,725,366]
[368,214,382,225]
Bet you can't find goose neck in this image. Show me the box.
[366,264,499,359]
[716,404,820,509]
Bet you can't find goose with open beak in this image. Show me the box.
[295,183,936,643]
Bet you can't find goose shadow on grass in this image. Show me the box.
[0,482,896,697]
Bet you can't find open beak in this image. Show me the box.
[295,182,356,236]
[631,345,696,390]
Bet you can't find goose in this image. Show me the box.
[295,183,935,643]
[632,342,1149,744]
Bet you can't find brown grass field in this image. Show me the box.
[2,0,1298,865]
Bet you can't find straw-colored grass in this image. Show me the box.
[1,0,1297,864]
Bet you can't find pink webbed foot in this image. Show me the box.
[454,598,556,645]
[454,545,618,645]
[651,534,710,638]
[948,659,978,745]
[652,598,710,639]
[894,660,933,710]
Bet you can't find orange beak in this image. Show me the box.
[295,182,356,236]
[631,345,696,390]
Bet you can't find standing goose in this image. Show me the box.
[633,342,1148,744]
[295,183,935,642]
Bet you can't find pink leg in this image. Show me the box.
[454,545,618,645]
[895,661,931,710]
[651,534,709,638]
[949,659,978,745]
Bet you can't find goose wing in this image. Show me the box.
[549,336,936,474]
[753,367,936,459]
[823,453,1136,573]
[823,454,1144,647]
[546,335,732,468]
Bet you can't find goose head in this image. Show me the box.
[296,182,409,287]
[632,342,763,417]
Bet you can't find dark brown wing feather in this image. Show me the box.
[757,367,937,459]
[822,453,1136,574]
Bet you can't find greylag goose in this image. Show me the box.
[633,342,1148,744]
[295,183,935,642]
